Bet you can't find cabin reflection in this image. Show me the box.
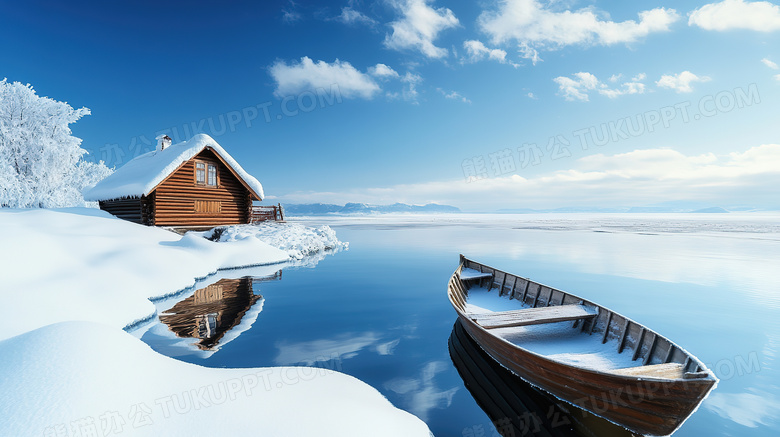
[448,319,638,437]
[160,271,281,350]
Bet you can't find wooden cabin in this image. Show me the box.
[85,134,277,228]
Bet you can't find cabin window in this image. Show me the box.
[195,161,217,187]
[196,162,206,184]
[207,164,217,186]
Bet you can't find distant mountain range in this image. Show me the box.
[283,202,461,216]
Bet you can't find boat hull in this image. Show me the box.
[458,316,711,436]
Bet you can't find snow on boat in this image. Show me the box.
[447,256,717,436]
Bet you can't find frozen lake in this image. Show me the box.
[135,213,780,436]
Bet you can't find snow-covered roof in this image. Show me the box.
[84,134,264,201]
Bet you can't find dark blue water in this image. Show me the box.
[138,218,780,436]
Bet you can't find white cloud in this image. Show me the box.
[519,42,542,65]
[401,72,423,102]
[436,88,471,103]
[554,72,599,101]
[775,73,780,81]
[689,0,780,31]
[369,63,400,79]
[385,0,459,58]
[336,7,378,26]
[762,57,779,69]
[656,71,711,93]
[478,0,679,52]
[269,57,380,99]
[276,144,780,210]
[282,10,301,22]
[463,40,508,63]
[601,81,646,98]
[281,0,302,23]
[553,72,647,101]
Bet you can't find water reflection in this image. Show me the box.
[384,361,459,422]
[156,271,281,352]
[449,319,638,437]
[705,390,780,428]
[274,332,384,365]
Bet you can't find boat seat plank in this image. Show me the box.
[610,363,684,380]
[470,304,597,329]
[460,268,494,281]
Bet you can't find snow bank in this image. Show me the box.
[0,321,430,437]
[84,133,264,201]
[0,208,290,341]
[206,222,349,260]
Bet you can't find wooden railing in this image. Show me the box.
[251,203,284,223]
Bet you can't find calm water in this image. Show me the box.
[135,215,780,436]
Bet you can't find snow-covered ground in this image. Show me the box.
[0,322,429,437]
[0,208,428,436]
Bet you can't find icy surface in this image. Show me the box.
[465,287,639,371]
[293,212,780,237]
[84,133,264,201]
[0,322,430,437]
[203,222,349,260]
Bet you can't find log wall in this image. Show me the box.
[99,198,149,225]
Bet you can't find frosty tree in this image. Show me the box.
[0,79,112,208]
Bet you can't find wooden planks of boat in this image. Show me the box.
[448,255,717,436]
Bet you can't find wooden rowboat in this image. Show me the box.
[448,256,717,436]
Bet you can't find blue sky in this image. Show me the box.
[2,0,779,211]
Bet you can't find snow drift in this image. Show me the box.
[0,321,430,436]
